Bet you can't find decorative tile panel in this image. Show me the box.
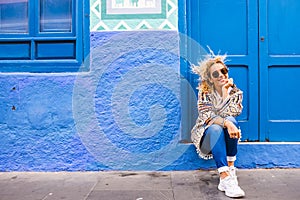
[90,0,178,31]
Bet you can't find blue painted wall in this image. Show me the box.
[1,30,299,171]
[1,0,300,171]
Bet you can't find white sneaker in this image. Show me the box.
[218,176,245,198]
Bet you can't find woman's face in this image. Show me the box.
[209,63,229,89]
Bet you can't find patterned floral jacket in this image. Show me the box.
[191,85,243,159]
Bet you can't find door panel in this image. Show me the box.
[260,0,300,141]
[267,0,300,55]
[198,0,248,55]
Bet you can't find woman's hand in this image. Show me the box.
[222,78,234,99]
[224,120,241,139]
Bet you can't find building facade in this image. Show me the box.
[0,0,299,171]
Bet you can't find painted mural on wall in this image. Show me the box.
[90,0,177,31]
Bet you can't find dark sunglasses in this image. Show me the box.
[211,68,228,78]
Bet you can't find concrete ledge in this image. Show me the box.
[236,142,300,168]
[164,142,300,170]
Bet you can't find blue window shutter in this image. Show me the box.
[0,0,89,72]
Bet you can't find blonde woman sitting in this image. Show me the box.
[191,51,245,198]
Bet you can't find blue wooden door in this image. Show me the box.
[259,0,300,141]
[182,0,259,141]
[182,0,300,142]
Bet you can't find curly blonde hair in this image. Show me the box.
[191,48,228,93]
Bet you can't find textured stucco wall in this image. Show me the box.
[1,31,299,171]
[0,31,190,171]
[0,1,299,172]
[0,75,102,171]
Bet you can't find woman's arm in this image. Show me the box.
[208,117,241,139]
[197,89,214,127]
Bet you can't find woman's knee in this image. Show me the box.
[206,124,224,138]
[202,124,225,152]
[206,124,224,137]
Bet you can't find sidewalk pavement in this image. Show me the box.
[0,169,299,200]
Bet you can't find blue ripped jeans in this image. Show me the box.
[200,116,239,172]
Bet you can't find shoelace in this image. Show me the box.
[229,167,237,177]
